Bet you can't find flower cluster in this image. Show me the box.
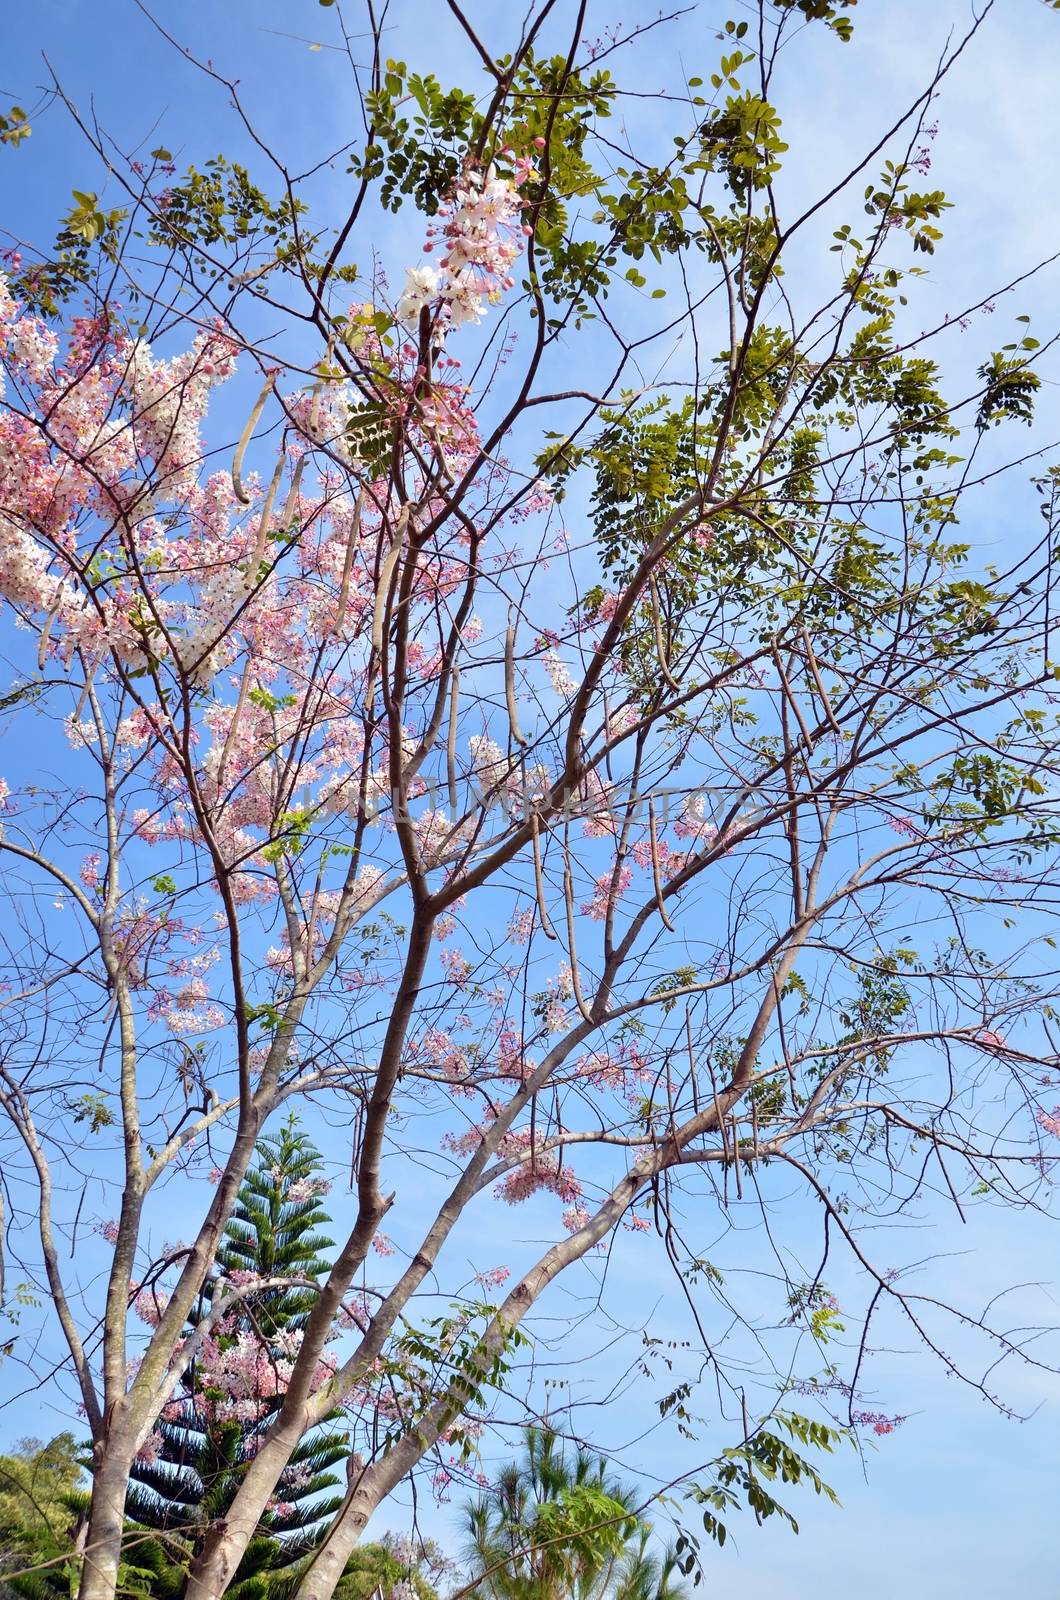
[397,160,531,334]
[851,1410,906,1437]
[192,1318,337,1425]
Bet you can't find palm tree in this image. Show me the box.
[602,1532,685,1600]
[463,1430,685,1600]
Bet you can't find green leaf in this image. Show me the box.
[0,104,31,148]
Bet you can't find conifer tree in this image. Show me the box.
[123,1121,349,1599]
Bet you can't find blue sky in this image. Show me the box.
[3,0,1060,1594]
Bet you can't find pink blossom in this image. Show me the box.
[851,1410,906,1437]
[978,1030,1008,1052]
[474,1265,511,1288]
[440,946,472,988]
[132,1282,171,1327]
[582,864,633,920]
[135,1427,166,1467]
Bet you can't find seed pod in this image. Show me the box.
[505,610,528,747]
[231,373,277,505]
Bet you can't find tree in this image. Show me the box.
[463,1429,684,1600]
[332,1537,445,1600]
[0,1435,88,1600]
[0,4,1059,1600]
[123,1121,351,1598]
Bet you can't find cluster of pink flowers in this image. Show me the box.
[673,793,719,841]
[473,1266,511,1289]
[192,1319,338,1425]
[439,946,473,988]
[495,1022,535,1082]
[398,158,533,334]
[572,1042,653,1097]
[163,975,225,1035]
[80,852,102,890]
[494,1127,581,1207]
[134,1426,166,1467]
[539,966,573,1034]
[283,1175,333,1203]
[582,863,633,920]
[542,649,579,699]
[890,815,924,840]
[125,328,238,499]
[0,280,245,669]
[468,735,519,801]
[414,1027,473,1092]
[579,769,618,838]
[414,809,474,868]
[851,1409,906,1437]
[131,1281,171,1327]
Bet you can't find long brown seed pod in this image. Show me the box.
[800,623,841,736]
[563,836,594,1023]
[275,456,305,540]
[306,336,337,439]
[37,585,64,671]
[216,657,253,791]
[771,638,815,753]
[531,812,557,940]
[649,572,681,691]
[708,1054,730,1162]
[231,373,277,505]
[648,797,675,931]
[447,663,460,816]
[505,610,528,747]
[686,1007,700,1115]
[333,491,364,638]
[71,665,97,723]
[249,455,287,573]
[371,506,409,658]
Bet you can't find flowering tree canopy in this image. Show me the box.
[1,3,1060,1599]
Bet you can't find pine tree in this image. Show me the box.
[0,1133,450,1600]
[124,1120,350,1600]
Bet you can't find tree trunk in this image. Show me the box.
[77,1448,132,1600]
[293,1503,370,1600]
[183,1409,310,1600]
